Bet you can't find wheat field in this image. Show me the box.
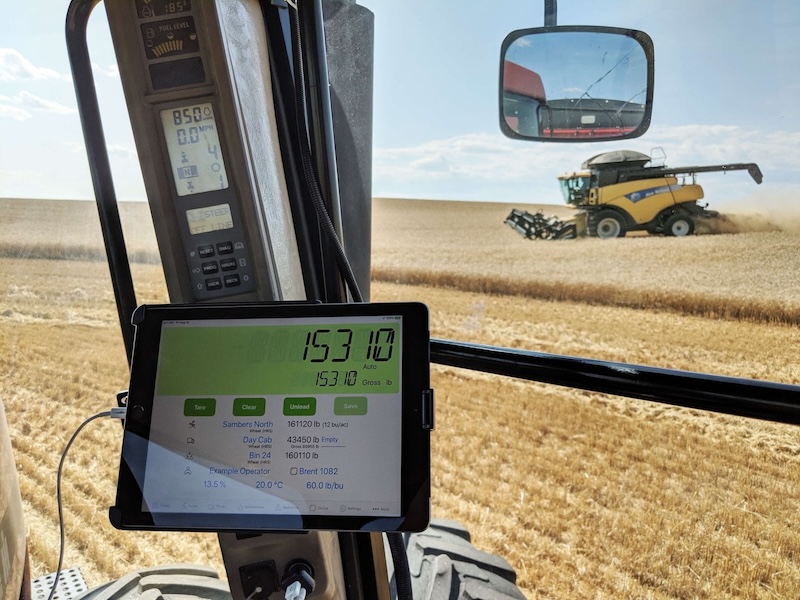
[3,198,800,598]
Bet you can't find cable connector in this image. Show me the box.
[284,582,306,600]
[109,407,127,420]
[281,561,315,600]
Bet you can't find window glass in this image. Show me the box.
[361,0,800,383]
[362,2,800,597]
[2,1,800,598]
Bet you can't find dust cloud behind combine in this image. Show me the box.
[712,189,800,233]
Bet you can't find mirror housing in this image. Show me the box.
[500,26,654,142]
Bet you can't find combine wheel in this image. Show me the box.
[395,519,527,600]
[594,210,626,239]
[664,213,695,236]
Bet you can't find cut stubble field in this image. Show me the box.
[3,198,800,599]
[371,198,800,326]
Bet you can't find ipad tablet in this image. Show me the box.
[109,302,432,532]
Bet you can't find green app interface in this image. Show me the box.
[142,315,403,518]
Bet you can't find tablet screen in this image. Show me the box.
[111,302,431,532]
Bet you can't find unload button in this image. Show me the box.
[283,397,317,416]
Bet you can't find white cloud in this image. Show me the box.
[0,48,66,81]
[375,133,591,183]
[8,91,76,115]
[108,144,137,159]
[372,132,590,201]
[645,124,800,177]
[0,90,76,120]
[0,95,31,120]
[409,153,450,174]
[91,62,119,78]
[371,124,800,202]
[67,143,137,160]
[511,37,534,48]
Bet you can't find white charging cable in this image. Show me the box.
[284,581,306,600]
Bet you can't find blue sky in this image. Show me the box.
[1,1,799,208]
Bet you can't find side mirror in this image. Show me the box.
[499,26,654,142]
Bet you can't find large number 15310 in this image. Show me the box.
[302,328,395,363]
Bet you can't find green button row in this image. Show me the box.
[183,397,369,417]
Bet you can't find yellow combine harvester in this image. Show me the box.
[506,150,763,239]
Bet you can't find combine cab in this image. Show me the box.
[506,150,763,239]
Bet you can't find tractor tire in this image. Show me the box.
[664,213,695,236]
[592,210,627,239]
[393,519,527,600]
[71,564,231,600]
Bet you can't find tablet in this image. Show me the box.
[109,302,432,533]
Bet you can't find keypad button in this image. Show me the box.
[223,274,241,288]
[205,277,222,291]
[220,258,237,271]
[198,244,215,258]
[202,261,219,274]
[217,241,234,255]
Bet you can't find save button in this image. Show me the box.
[334,397,367,416]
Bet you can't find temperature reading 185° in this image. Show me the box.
[160,102,229,197]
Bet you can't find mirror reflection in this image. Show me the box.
[501,29,652,141]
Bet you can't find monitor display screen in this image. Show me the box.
[111,302,431,532]
[160,102,229,197]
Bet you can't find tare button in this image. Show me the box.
[184,398,216,417]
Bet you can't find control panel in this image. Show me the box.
[100,3,373,596]
[104,0,305,303]
[159,101,256,297]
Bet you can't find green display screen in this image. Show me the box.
[113,302,430,531]
[155,319,400,396]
